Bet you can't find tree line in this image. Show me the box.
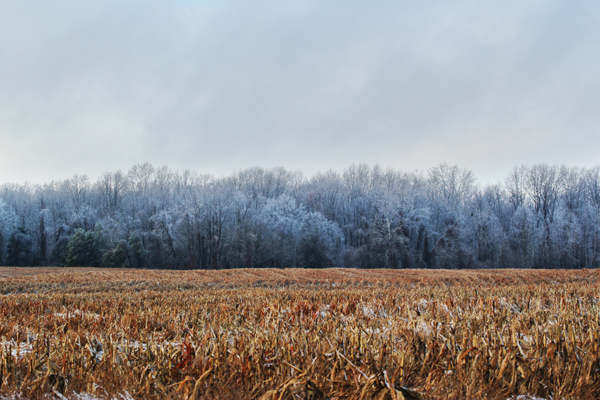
[1,162,599,269]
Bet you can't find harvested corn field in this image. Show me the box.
[2,267,600,292]
[1,268,600,399]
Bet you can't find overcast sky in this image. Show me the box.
[1,0,599,185]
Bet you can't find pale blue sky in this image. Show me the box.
[1,0,599,184]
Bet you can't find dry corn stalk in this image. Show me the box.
[0,267,599,399]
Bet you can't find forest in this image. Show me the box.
[0,162,598,270]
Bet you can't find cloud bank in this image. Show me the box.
[1,0,599,184]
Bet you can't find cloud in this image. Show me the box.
[1,0,599,184]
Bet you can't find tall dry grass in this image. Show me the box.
[0,268,599,399]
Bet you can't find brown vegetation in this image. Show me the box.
[1,268,599,399]
[2,267,600,292]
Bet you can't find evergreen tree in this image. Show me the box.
[65,229,100,267]
[128,234,145,268]
[6,227,33,266]
[102,241,130,268]
[51,237,70,266]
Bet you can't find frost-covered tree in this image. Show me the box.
[3,162,600,269]
[0,199,19,264]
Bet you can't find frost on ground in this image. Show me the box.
[54,391,135,400]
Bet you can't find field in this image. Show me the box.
[1,268,600,399]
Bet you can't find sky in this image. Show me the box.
[1,0,599,185]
